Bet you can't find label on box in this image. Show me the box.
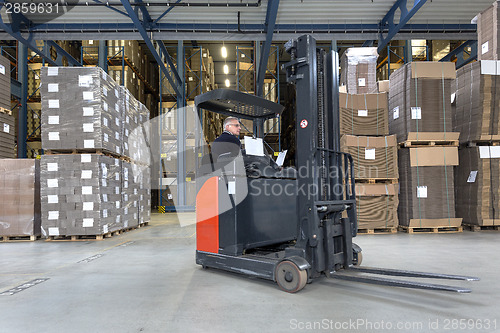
[83,123,94,133]
[482,41,489,55]
[84,140,95,148]
[365,148,375,160]
[114,159,119,167]
[47,179,58,188]
[393,106,399,120]
[125,128,129,136]
[411,107,422,120]
[82,186,93,195]
[48,132,60,141]
[115,103,119,112]
[103,103,108,112]
[115,131,119,140]
[3,123,9,133]
[48,116,59,125]
[358,78,366,87]
[102,179,107,187]
[467,171,478,183]
[134,116,138,124]
[0,64,5,75]
[134,201,138,208]
[115,89,119,98]
[103,118,108,127]
[103,225,109,234]
[124,194,129,201]
[358,109,368,117]
[83,107,94,116]
[47,195,58,204]
[83,218,94,228]
[451,93,456,104]
[81,170,92,179]
[103,133,109,142]
[134,189,138,195]
[49,100,60,108]
[101,70,106,80]
[116,186,120,194]
[83,91,93,100]
[124,207,128,215]
[83,202,94,211]
[81,154,91,163]
[101,165,107,178]
[124,168,129,180]
[479,146,500,158]
[116,201,120,209]
[47,163,58,172]
[115,118,120,127]
[103,209,108,218]
[417,186,427,198]
[79,75,93,87]
[47,68,58,76]
[103,87,108,96]
[48,227,60,236]
[134,213,137,219]
[48,211,59,220]
[48,83,59,92]
[126,116,130,124]
[102,194,108,202]
[115,173,120,181]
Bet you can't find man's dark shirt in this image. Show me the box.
[211,131,241,162]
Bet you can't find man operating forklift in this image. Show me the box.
[210,116,241,162]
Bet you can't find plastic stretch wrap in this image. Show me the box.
[40,154,122,236]
[0,159,40,236]
[121,160,141,228]
[41,67,122,154]
[122,87,150,163]
[340,47,378,94]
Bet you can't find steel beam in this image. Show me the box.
[17,44,28,158]
[176,40,186,208]
[135,0,153,29]
[119,0,182,96]
[98,40,107,71]
[154,0,182,25]
[46,41,82,66]
[377,0,428,53]
[439,40,477,69]
[256,0,279,97]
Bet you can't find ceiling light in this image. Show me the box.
[221,46,228,58]
[241,53,245,58]
[225,79,230,87]
[223,64,229,74]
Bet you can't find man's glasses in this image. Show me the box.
[228,124,241,127]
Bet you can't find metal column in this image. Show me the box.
[17,44,27,158]
[98,40,107,72]
[176,41,186,209]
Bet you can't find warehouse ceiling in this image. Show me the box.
[0,0,494,41]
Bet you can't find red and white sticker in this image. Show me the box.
[300,119,308,128]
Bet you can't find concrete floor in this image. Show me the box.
[0,213,499,333]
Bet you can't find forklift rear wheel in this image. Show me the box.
[275,261,308,293]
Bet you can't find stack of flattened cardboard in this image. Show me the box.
[454,60,500,144]
[339,92,389,136]
[389,62,456,143]
[341,135,398,180]
[340,47,378,94]
[341,135,399,230]
[477,1,500,61]
[0,55,14,158]
[398,147,461,228]
[355,183,398,229]
[0,159,41,238]
[455,146,500,226]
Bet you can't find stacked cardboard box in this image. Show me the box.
[340,135,399,229]
[340,47,378,94]
[398,147,461,228]
[0,111,15,158]
[0,159,41,238]
[455,146,500,226]
[454,60,500,143]
[477,1,500,61]
[339,92,389,136]
[40,154,123,236]
[0,54,10,109]
[41,67,122,155]
[388,62,456,143]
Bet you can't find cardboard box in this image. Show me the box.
[355,183,399,229]
[388,62,455,143]
[340,135,398,179]
[455,146,500,225]
[377,80,390,93]
[477,1,500,61]
[398,147,457,227]
[0,159,41,237]
[340,47,378,94]
[339,92,389,136]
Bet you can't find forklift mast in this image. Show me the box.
[282,35,358,278]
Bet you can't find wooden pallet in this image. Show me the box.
[0,106,13,116]
[463,224,500,232]
[466,141,500,147]
[357,227,397,234]
[45,230,122,241]
[1,235,41,242]
[355,178,398,184]
[45,148,122,159]
[399,226,463,234]
[399,139,459,148]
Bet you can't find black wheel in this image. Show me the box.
[353,251,363,266]
[275,261,308,293]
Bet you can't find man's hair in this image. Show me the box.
[223,116,239,130]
